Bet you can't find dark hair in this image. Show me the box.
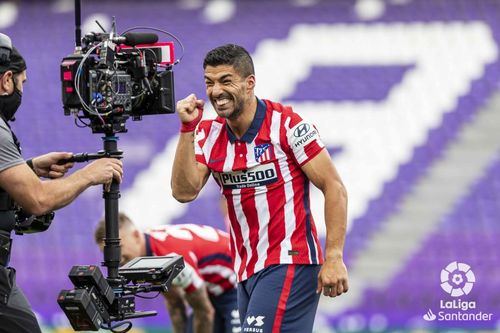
[203,44,254,77]
[94,212,134,244]
[0,47,27,75]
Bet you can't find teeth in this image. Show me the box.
[216,99,229,106]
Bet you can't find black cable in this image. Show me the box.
[101,320,133,333]
[75,116,91,128]
[121,26,184,65]
[135,291,161,299]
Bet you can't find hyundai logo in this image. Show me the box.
[293,123,310,137]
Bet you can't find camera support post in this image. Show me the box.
[101,133,121,283]
[66,132,123,283]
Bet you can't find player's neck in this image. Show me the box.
[226,96,257,139]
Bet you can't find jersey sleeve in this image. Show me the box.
[286,114,325,166]
[0,119,24,173]
[194,121,209,166]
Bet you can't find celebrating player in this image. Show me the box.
[171,44,349,332]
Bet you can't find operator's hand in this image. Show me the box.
[32,152,74,179]
[82,158,123,186]
[317,258,349,297]
[177,93,204,132]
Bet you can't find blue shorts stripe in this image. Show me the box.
[303,179,318,264]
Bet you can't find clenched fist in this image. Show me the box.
[177,93,205,132]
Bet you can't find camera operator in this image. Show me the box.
[0,33,123,333]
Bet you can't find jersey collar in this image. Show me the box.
[144,233,153,256]
[226,98,266,144]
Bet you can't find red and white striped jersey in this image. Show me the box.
[146,224,236,296]
[195,99,325,282]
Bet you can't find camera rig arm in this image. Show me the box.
[59,150,123,164]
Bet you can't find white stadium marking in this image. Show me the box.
[0,2,18,29]
[122,23,497,240]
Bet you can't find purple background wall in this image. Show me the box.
[1,0,499,331]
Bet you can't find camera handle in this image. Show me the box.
[62,133,123,285]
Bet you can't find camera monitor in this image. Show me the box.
[119,255,184,283]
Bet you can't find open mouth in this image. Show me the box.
[216,98,231,107]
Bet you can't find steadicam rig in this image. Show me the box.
[57,1,184,332]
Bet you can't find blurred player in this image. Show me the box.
[171,44,349,332]
[94,213,240,333]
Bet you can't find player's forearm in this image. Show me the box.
[171,132,202,202]
[193,309,214,333]
[168,309,187,333]
[323,180,348,261]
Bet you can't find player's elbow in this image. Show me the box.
[336,181,348,204]
[171,189,198,203]
[171,182,201,203]
[327,179,348,205]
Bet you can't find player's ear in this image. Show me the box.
[246,74,255,92]
[133,229,141,240]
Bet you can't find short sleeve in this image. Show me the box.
[194,124,208,166]
[286,118,325,166]
[0,119,24,173]
[172,260,205,293]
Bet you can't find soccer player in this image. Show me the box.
[94,213,240,333]
[171,44,349,332]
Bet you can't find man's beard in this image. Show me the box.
[213,94,245,121]
[227,98,245,121]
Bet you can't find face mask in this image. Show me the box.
[0,78,22,122]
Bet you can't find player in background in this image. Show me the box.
[94,213,240,333]
[171,44,349,333]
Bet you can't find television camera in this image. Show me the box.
[60,13,178,134]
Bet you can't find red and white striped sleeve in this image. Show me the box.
[194,121,209,165]
[285,113,325,166]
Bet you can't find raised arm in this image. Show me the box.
[171,94,210,202]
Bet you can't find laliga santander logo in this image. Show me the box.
[440,261,475,297]
[422,261,493,322]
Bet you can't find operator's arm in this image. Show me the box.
[184,286,215,333]
[0,158,122,216]
[163,287,188,333]
[301,149,349,297]
[171,94,210,202]
[30,152,74,178]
